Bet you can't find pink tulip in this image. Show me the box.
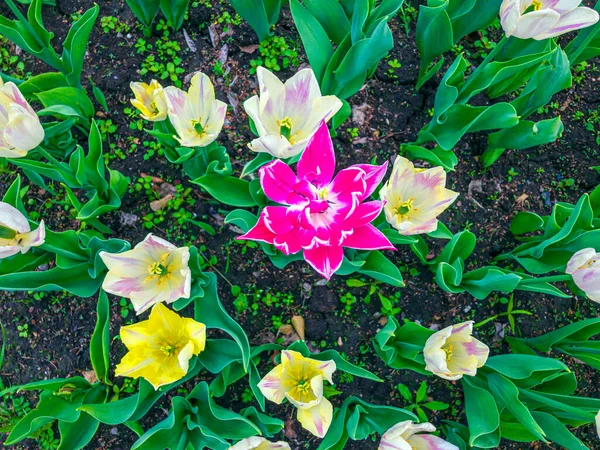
[238,122,394,280]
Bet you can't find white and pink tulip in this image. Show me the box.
[238,122,395,280]
[99,233,191,314]
[0,202,45,259]
[423,321,489,381]
[500,0,599,40]
[379,421,459,450]
[244,67,342,159]
[0,80,44,158]
[566,248,600,303]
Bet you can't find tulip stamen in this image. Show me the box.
[277,117,294,142]
[443,344,454,360]
[191,120,207,138]
[317,187,329,200]
[397,198,417,218]
[160,343,178,356]
[525,0,544,12]
[297,378,311,394]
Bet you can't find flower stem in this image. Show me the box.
[531,274,573,283]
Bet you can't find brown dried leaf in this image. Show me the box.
[208,24,220,48]
[291,315,305,340]
[239,44,259,54]
[150,194,173,212]
[82,370,98,384]
[278,324,293,335]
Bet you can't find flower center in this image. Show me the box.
[150,101,160,115]
[297,379,311,394]
[191,119,207,138]
[317,187,329,200]
[397,198,415,216]
[160,344,179,356]
[526,0,543,11]
[443,344,454,361]
[148,261,168,276]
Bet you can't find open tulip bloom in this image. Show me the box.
[130,79,168,122]
[566,248,600,303]
[99,233,191,314]
[379,156,458,236]
[0,79,45,158]
[258,350,336,438]
[164,72,227,148]
[115,303,206,390]
[0,202,45,259]
[244,67,343,159]
[237,122,395,280]
[379,421,459,450]
[229,437,291,450]
[500,0,599,40]
[423,321,489,381]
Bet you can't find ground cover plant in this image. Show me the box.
[1,0,600,449]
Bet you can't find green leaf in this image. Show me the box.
[290,0,335,82]
[126,0,160,28]
[416,1,453,89]
[356,250,404,287]
[159,0,189,30]
[415,380,427,403]
[192,174,257,207]
[397,383,413,402]
[89,290,111,384]
[61,5,99,86]
[462,377,500,448]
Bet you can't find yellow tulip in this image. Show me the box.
[0,202,45,259]
[0,79,44,158]
[130,80,168,121]
[115,303,206,390]
[163,72,227,148]
[380,156,458,236]
[99,233,191,314]
[258,350,336,438]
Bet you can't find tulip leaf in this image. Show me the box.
[290,0,334,83]
[89,290,111,384]
[125,0,160,28]
[61,5,98,86]
[402,144,458,172]
[462,377,501,448]
[240,407,285,438]
[373,317,434,374]
[192,174,257,207]
[159,0,189,30]
[131,382,260,450]
[355,250,404,287]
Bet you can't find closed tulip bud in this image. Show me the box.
[423,321,489,381]
[0,80,44,158]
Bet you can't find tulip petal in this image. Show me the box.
[535,6,600,39]
[352,162,389,199]
[283,68,322,126]
[297,95,343,141]
[511,9,561,39]
[0,202,30,233]
[249,133,295,158]
[343,224,395,251]
[409,435,459,450]
[297,121,336,187]
[244,95,268,136]
[303,245,344,280]
[238,213,277,245]
[260,160,300,205]
[4,105,44,152]
[296,398,333,438]
[566,248,598,274]
[257,363,286,404]
[573,267,600,303]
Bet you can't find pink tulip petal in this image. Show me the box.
[260,160,300,205]
[352,162,388,199]
[263,206,294,235]
[237,214,277,245]
[297,121,335,187]
[342,224,395,251]
[345,201,385,228]
[303,245,344,280]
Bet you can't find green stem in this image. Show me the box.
[459,36,508,100]
[474,309,533,328]
[530,274,573,283]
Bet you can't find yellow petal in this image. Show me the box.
[183,318,206,354]
[296,398,333,438]
[258,363,286,404]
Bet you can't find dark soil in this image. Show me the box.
[1,1,599,449]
